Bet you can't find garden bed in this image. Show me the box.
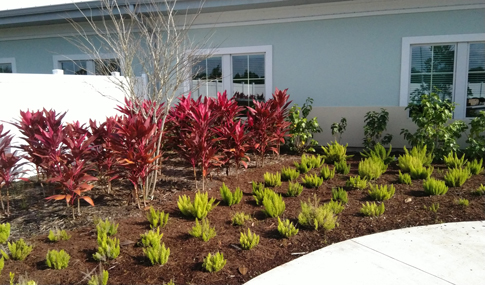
[1,152,484,285]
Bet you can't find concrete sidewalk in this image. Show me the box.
[244,221,485,285]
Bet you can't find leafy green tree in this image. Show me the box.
[286,97,322,153]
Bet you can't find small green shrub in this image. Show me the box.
[286,182,303,197]
[331,187,348,204]
[0,223,10,244]
[443,151,467,168]
[1,239,33,261]
[240,228,260,250]
[262,191,286,217]
[264,172,282,187]
[140,227,164,248]
[96,219,118,237]
[346,175,367,189]
[219,183,243,206]
[423,178,448,196]
[277,218,299,238]
[362,109,393,149]
[307,154,325,169]
[397,154,422,173]
[144,242,170,266]
[454,198,469,207]
[147,207,169,229]
[360,202,385,217]
[87,268,109,285]
[231,212,251,226]
[252,181,265,194]
[286,97,323,153]
[320,165,335,180]
[298,195,338,231]
[409,165,433,180]
[9,272,37,285]
[358,157,386,180]
[443,167,471,187]
[202,252,227,273]
[466,159,484,175]
[321,141,353,164]
[301,173,323,188]
[281,167,300,181]
[424,202,440,213]
[368,184,395,201]
[93,234,120,261]
[473,184,485,196]
[334,160,350,175]
[323,200,345,215]
[253,187,272,205]
[398,171,412,185]
[189,218,216,242]
[177,191,218,219]
[48,229,71,242]
[406,145,434,166]
[0,257,4,275]
[293,160,310,174]
[46,249,70,270]
[361,143,395,165]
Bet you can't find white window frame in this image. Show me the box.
[0,57,17,73]
[187,45,273,100]
[53,53,119,75]
[400,33,485,119]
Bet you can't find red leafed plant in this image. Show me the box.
[0,124,27,216]
[216,120,250,178]
[46,122,98,219]
[247,100,279,167]
[269,88,292,156]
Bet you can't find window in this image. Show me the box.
[400,34,485,118]
[189,46,272,104]
[53,54,120,75]
[0,58,16,73]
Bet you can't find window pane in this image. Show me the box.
[61,60,87,75]
[95,59,120,75]
[0,63,12,73]
[466,43,485,117]
[409,45,455,102]
[232,54,265,103]
[192,57,222,97]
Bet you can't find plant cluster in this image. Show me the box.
[323,200,345,215]
[362,109,393,149]
[219,183,242,206]
[398,145,433,172]
[409,164,433,180]
[48,229,71,242]
[277,218,299,238]
[46,249,70,270]
[473,184,485,196]
[320,165,335,180]
[358,157,386,180]
[147,207,169,229]
[298,195,338,231]
[423,178,448,196]
[231,212,251,226]
[189,218,216,242]
[331,187,348,204]
[264,172,282,187]
[346,176,367,190]
[301,173,323,188]
[466,159,484,175]
[202,252,227,273]
[330,117,347,143]
[287,182,303,197]
[262,191,286,217]
[9,272,37,285]
[398,171,412,185]
[240,228,260,250]
[96,219,118,236]
[88,268,109,285]
[0,223,10,244]
[1,239,33,261]
[252,187,272,206]
[281,167,300,181]
[285,97,322,153]
[140,228,164,248]
[361,143,395,165]
[360,202,385,217]
[424,203,440,213]
[93,232,120,262]
[321,141,352,164]
[144,241,170,266]
[334,160,351,175]
[178,192,218,219]
[454,198,469,207]
[443,151,467,169]
[294,154,322,173]
[443,167,471,187]
[368,184,395,201]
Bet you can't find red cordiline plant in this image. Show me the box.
[216,120,250,177]
[0,124,27,216]
[269,88,292,156]
[247,100,279,167]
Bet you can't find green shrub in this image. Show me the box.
[177,191,218,219]
[231,212,251,226]
[362,109,393,150]
[146,206,169,229]
[398,171,412,185]
[358,157,386,180]
[320,165,335,180]
[301,173,323,188]
[252,181,265,194]
[397,154,423,173]
[281,167,300,181]
[443,151,467,168]
[293,160,310,174]
[0,223,10,244]
[1,239,33,261]
[286,97,323,153]
[334,160,351,175]
[473,184,485,196]
[189,218,216,242]
[262,191,286,217]
[398,145,434,172]
[264,172,282,187]
[423,178,448,196]
[322,141,353,164]
[219,183,242,206]
[368,184,395,201]
[465,111,485,160]
[240,228,260,250]
[409,165,433,180]
[443,167,471,187]
[0,257,3,275]
[298,195,338,231]
[466,159,484,175]
[277,217,299,238]
[286,182,303,197]
[424,202,440,213]
[87,268,109,285]
[331,187,348,204]
[361,143,395,165]
[96,219,118,237]
[202,252,227,273]
[360,202,385,217]
[253,187,272,205]
[9,272,37,285]
[323,200,345,215]
[331,117,347,142]
[140,227,164,248]
[93,234,120,261]
[454,198,469,207]
[307,154,325,169]
[346,176,367,189]
[48,229,71,242]
[144,242,170,266]
[45,249,70,270]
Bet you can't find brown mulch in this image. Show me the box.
[1,152,484,285]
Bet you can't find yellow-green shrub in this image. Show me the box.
[253,187,272,205]
[320,165,335,180]
[48,229,71,242]
[321,141,353,164]
[1,239,33,261]
[219,183,243,206]
[202,252,226,273]
[358,157,386,180]
[346,176,367,189]
[281,167,300,181]
[409,164,433,180]
[398,170,412,185]
[45,249,70,270]
[264,172,282,187]
[262,191,286,217]
[240,228,259,250]
[286,182,303,197]
[96,219,118,236]
[231,212,251,226]
[146,206,169,229]
[360,202,385,217]
[334,160,350,175]
[87,268,109,285]
[368,184,395,201]
[144,242,170,266]
[444,167,471,187]
[423,178,448,195]
[140,227,163,248]
[177,191,218,219]
[301,173,323,188]
[189,218,216,242]
[443,151,467,168]
[93,233,120,261]
[0,223,10,244]
[298,195,338,231]
[331,187,348,204]
[466,158,484,175]
[277,218,299,238]
[473,184,485,196]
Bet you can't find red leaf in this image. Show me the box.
[80,196,95,206]
[19,178,30,182]
[45,194,67,201]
